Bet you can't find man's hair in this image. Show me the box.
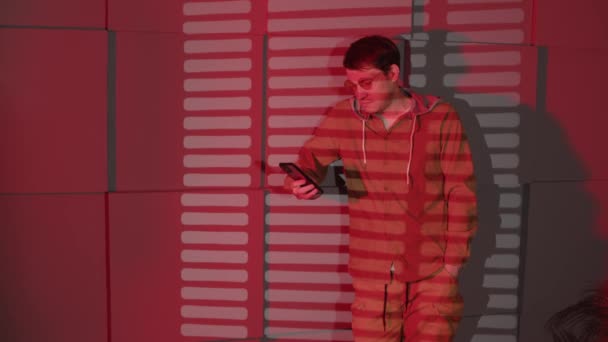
[343,35,401,74]
[546,289,608,342]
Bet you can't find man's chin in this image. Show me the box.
[360,105,376,115]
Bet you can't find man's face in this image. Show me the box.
[345,65,398,115]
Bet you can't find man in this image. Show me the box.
[285,35,478,341]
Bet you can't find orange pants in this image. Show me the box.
[351,267,464,342]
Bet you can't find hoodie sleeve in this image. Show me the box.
[440,109,478,267]
[285,108,342,187]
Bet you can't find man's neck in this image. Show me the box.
[378,92,413,119]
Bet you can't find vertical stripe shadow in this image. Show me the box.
[107,31,117,192]
[261,33,271,342]
[516,45,547,341]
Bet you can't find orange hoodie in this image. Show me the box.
[291,89,478,283]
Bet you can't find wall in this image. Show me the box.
[1,1,606,341]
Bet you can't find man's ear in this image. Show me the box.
[389,64,400,82]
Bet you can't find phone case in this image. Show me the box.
[278,162,324,195]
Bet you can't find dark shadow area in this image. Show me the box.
[410,30,501,341]
[418,32,603,342]
[517,46,605,342]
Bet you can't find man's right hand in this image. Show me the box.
[287,178,320,200]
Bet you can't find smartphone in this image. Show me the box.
[279,162,324,195]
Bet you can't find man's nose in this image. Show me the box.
[354,88,368,100]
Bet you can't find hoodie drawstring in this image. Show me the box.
[361,111,416,177]
[406,114,417,187]
[353,91,441,190]
[361,120,367,165]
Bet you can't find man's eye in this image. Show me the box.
[360,80,372,87]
